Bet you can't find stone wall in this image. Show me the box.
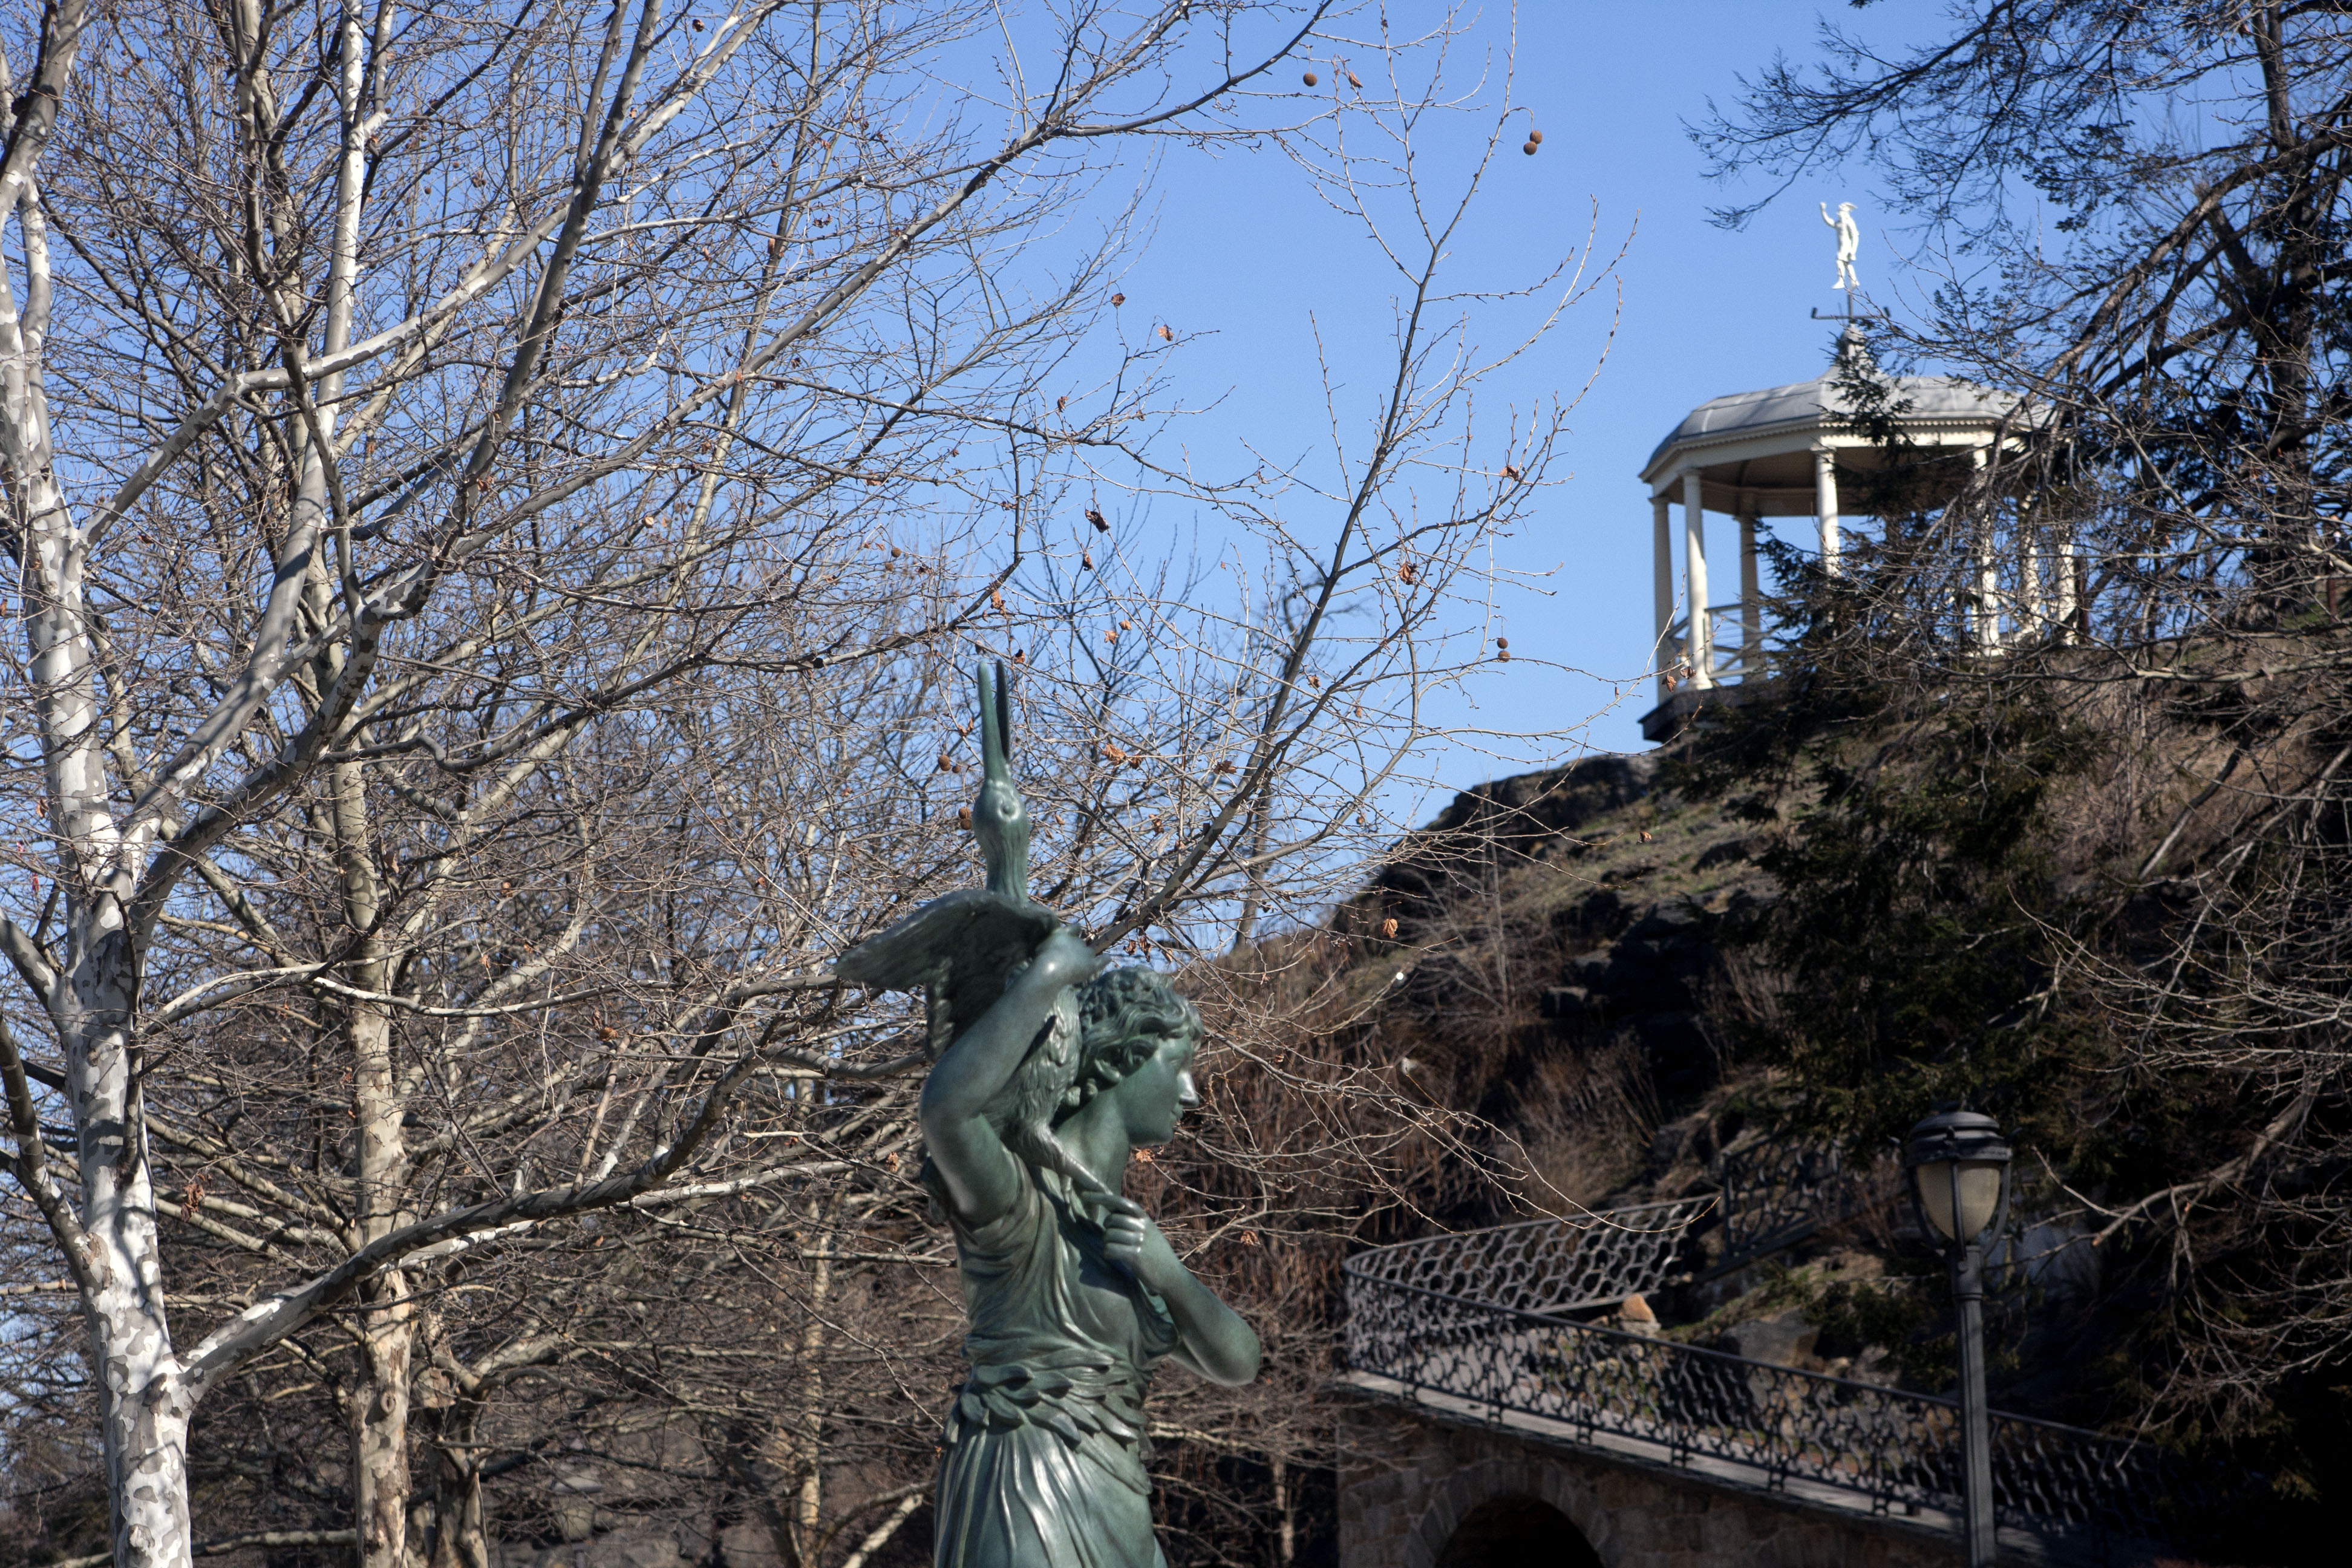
[1336,1398,1964,1568]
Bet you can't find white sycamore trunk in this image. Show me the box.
[0,8,1261,1566]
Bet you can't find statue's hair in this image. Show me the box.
[920,966,1199,1223]
[1062,967,1201,1114]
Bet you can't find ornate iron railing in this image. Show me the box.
[1717,1138,1855,1261]
[1342,1197,1715,1316]
[1342,1255,2177,1552]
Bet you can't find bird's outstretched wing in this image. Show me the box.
[837,888,1062,1053]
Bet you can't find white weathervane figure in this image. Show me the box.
[1821,200,1861,291]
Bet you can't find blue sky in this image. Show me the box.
[1093,1,1949,814]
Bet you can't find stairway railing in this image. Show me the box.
[1342,1197,1715,1316]
[1716,1138,1855,1262]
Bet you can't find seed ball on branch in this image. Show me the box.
[1528,128,1544,145]
[1302,70,1318,86]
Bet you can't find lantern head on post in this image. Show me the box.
[1903,1109,2014,1567]
[1903,1109,2013,1248]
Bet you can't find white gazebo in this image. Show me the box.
[1637,335,2024,741]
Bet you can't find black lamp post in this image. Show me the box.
[1904,1109,2014,1568]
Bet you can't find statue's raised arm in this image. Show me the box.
[836,663,1259,1568]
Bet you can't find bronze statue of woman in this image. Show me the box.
[837,664,1260,1568]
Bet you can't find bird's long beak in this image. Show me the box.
[979,661,1011,788]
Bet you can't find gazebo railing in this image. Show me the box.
[1659,603,1768,685]
[1342,1262,2180,1555]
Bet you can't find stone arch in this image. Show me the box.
[1436,1495,1601,1568]
[1402,1458,1610,1568]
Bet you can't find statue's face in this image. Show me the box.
[1111,1028,1201,1147]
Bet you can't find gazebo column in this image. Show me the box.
[1970,443,2000,652]
[1682,469,1713,688]
[1738,509,1761,681]
[2017,498,2047,640]
[2053,532,2079,644]
[1652,491,1674,704]
[1813,447,1841,575]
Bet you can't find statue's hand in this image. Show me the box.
[1096,1194,1154,1271]
[1030,927,1102,991]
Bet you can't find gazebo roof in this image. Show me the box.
[1641,368,2015,485]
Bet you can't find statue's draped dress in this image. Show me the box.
[933,1161,1181,1568]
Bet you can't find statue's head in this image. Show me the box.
[1062,967,1203,1146]
[920,965,1201,1221]
[1838,201,1855,215]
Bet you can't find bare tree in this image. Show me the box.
[0,4,1607,1566]
[0,2,1347,1563]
